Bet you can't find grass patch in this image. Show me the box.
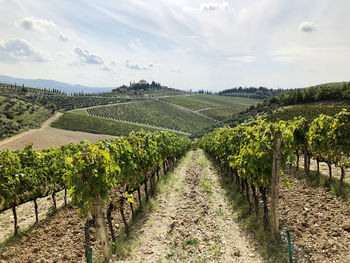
[181,237,199,249]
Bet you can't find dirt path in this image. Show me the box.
[0,111,115,151]
[114,150,262,262]
[0,112,62,148]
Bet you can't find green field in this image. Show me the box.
[266,104,350,122]
[51,112,188,137]
[0,96,52,139]
[160,95,262,120]
[86,100,215,133]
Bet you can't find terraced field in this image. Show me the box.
[161,95,262,120]
[85,100,216,133]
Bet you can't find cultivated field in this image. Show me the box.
[161,95,262,120]
[85,100,216,133]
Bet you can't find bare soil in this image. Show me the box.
[0,112,115,151]
[280,171,350,263]
[113,150,262,262]
[299,156,350,184]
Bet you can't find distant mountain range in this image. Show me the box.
[0,75,114,94]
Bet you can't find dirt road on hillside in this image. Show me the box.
[0,112,115,151]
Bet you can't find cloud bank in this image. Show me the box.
[0,39,48,63]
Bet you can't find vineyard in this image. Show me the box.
[0,131,191,262]
[267,104,350,123]
[86,100,215,134]
[200,109,350,261]
[161,94,262,121]
[51,112,189,137]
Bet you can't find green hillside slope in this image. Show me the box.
[85,100,215,134]
[161,95,261,120]
[0,96,52,139]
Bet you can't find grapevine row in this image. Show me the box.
[0,131,191,262]
[200,109,350,231]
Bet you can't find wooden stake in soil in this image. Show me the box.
[137,187,142,209]
[304,139,308,174]
[106,202,116,242]
[144,177,149,201]
[52,191,57,209]
[34,198,39,224]
[12,202,18,236]
[64,188,68,206]
[271,131,282,236]
[119,199,129,235]
[93,196,112,263]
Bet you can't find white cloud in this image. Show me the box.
[170,69,181,73]
[17,16,55,32]
[101,66,111,71]
[228,56,256,63]
[0,39,48,63]
[111,60,117,66]
[299,21,317,33]
[201,2,229,11]
[74,47,104,65]
[59,33,70,42]
[125,60,155,70]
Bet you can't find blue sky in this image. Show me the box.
[0,0,349,91]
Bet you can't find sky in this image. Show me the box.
[0,0,349,91]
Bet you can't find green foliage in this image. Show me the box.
[0,82,129,111]
[218,86,287,99]
[200,119,297,191]
[0,131,191,219]
[86,100,215,133]
[267,105,350,123]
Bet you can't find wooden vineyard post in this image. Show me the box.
[93,195,112,263]
[271,131,282,236]
[304,138,308,174]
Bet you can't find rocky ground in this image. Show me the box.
[280,170,350,263]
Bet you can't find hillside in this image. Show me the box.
[218,86,288,99]
[110,81,187,97]
[193,81,350,137]
[51,111,189,137]
[0,96,52,139]
[85,100,215,133]
[0,83,130,111]
[161,94,262,121]
[0,74,113,94]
